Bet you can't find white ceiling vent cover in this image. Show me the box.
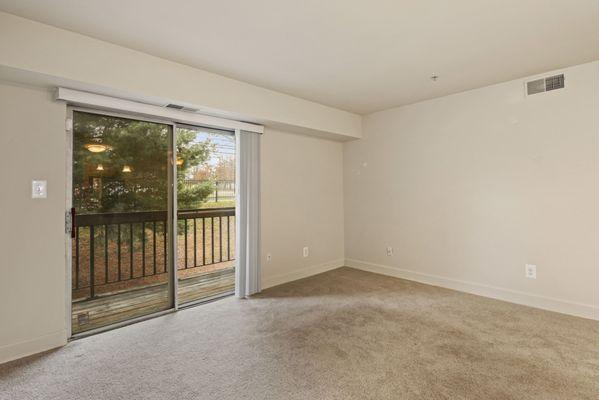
[165,103,199,113]
[526,74,565,95]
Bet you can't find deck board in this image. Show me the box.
[72,267,235,334]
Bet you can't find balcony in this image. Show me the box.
[71,207,235,334]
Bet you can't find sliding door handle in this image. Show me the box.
[71,207,76,239]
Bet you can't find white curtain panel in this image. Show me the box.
[235,130,261,298]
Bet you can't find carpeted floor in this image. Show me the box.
[1,267,599,399]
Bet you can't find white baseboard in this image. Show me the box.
[0,330,67,365]
[262,259,345,289]
[346,258,599,322]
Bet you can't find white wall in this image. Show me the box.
[2,9,598,363]
[0,82,346,363]
[0,11,361,141]
[0,14,354,364]
[261,129,345,288]
[0,82,68,362]
[344,60,599,320]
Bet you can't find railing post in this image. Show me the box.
[90,225,95,299]
[117,224,122,281]
[75,227,80,290]
[184,218,188,268]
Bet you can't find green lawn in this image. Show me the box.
[201,200,235,209]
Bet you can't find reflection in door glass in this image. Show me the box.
[176,126,236,305]
[71,111,172,334]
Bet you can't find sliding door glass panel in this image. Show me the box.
[176,125,236,305]
[71,111,173,334]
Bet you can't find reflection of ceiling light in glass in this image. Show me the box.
[96,164,104,171]
[122,165,132,173]
[85,143,109,153]
[176,158,184,166]
[84,138,112,153]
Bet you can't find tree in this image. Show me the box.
[176,128,214,209]
[73,112,213,213]
[191,164,215,181]
[213,156,235,181]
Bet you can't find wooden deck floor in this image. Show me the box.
[72,267,235,334]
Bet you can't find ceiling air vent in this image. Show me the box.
[165,103,200,113]
[166,103,184,110]
[526,74,565,96]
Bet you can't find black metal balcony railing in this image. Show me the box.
[72,207,235,301]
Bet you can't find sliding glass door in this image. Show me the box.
[176,125,236,306]
[70,110,175,334]
[69,110,237,335]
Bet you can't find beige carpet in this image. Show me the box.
[1,267,599,399]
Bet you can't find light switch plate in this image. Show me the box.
[32,180,47,199]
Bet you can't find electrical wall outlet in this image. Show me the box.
[302,247,309,258]
[525,264,537,279]
[386,246,393,256]
[266,253,272,262]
